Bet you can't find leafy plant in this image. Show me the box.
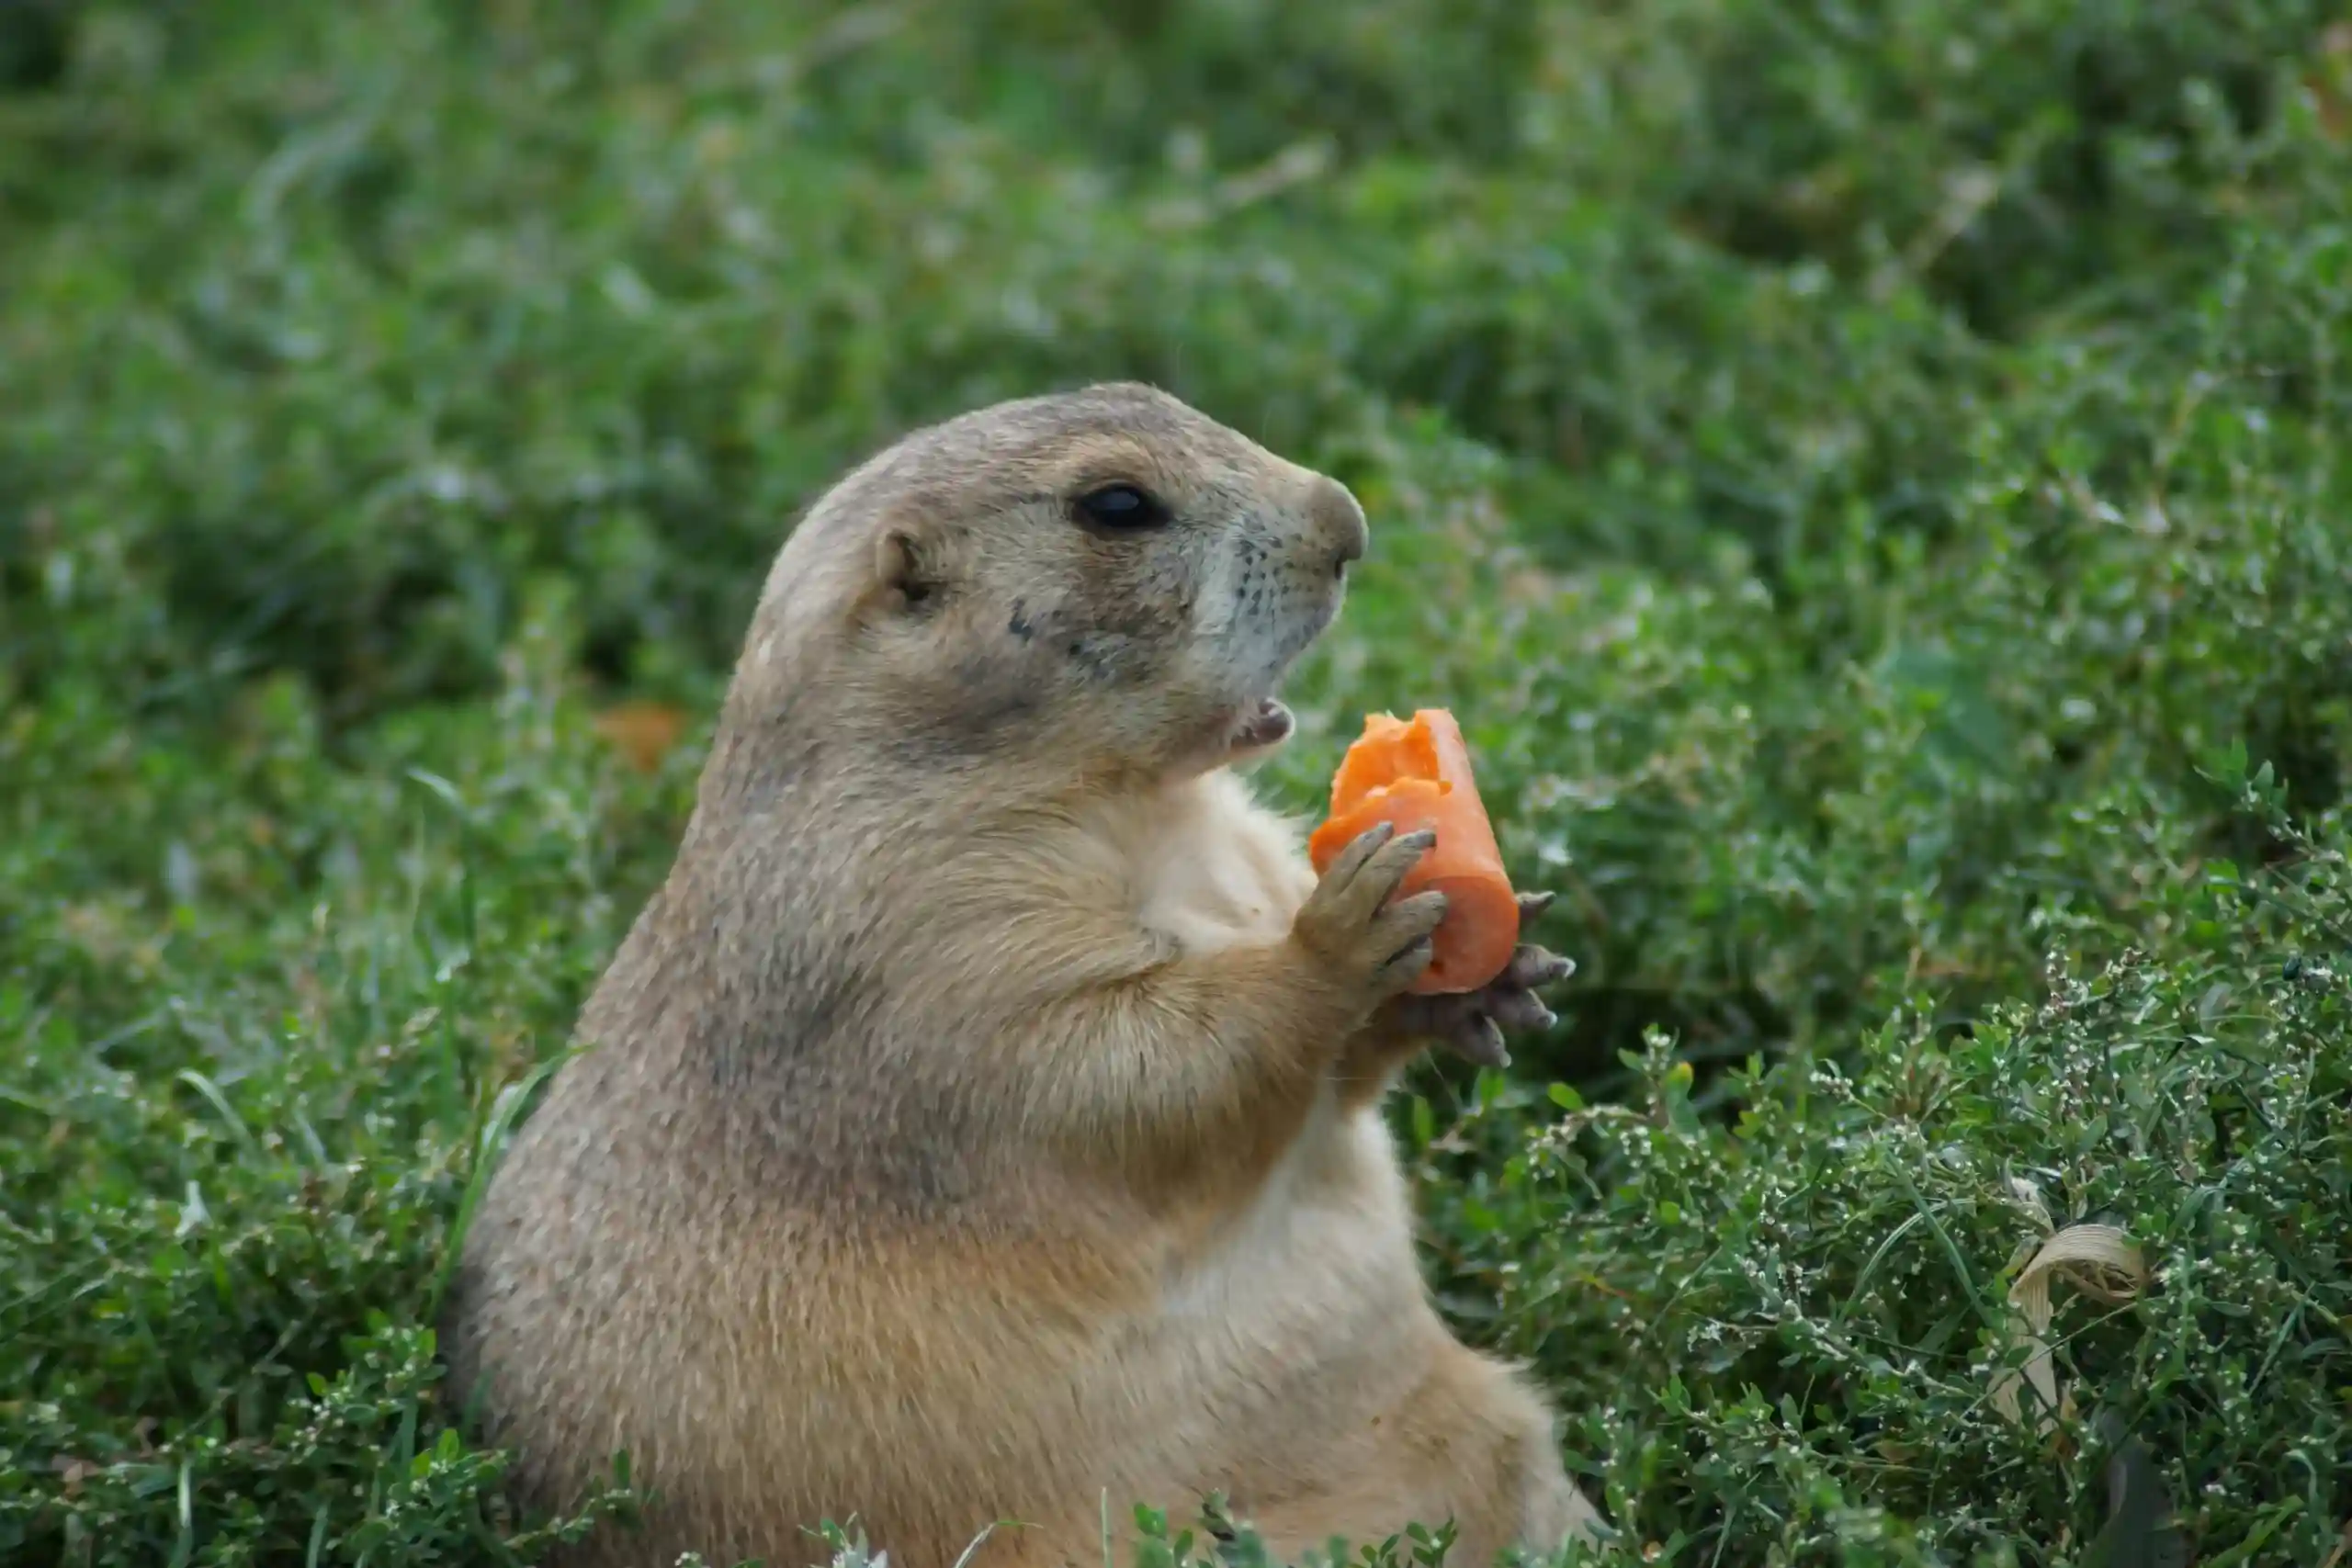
[5,2,2347,1563]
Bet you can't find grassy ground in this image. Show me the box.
[5,3,2351,1564]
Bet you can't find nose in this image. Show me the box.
[1309,476,1369,579]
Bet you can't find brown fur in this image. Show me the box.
[440,383,1605,1568]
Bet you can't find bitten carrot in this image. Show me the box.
[1307,709,1519,995]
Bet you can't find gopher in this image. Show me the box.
[441,383,1605,1568]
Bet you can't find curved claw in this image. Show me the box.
[1485,987,1555,1033]
[1447,1012,1510,1069]
[1502,945,1575,991]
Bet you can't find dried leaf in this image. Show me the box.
[1990,1223,2146,1428]
[593,702,691,773]
[2312,23,2352,143]
[52,1455,100,1496]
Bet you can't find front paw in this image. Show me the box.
[1381,891,1575,1068]
[1292,821,1451,1011]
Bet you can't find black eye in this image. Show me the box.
[1073,484,1170,531]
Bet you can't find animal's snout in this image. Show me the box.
[1307,475,1369,580]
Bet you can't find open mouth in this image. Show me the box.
[1227,696,1296,754]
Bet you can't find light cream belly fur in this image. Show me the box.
[1052,773,1466,1544]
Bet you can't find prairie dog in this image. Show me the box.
[441,384,1605,1567]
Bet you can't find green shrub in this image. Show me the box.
[4,2,2347,1564]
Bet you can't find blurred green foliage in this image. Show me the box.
[4,2,2348,1563]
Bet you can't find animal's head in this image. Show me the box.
[723,382,1368,795]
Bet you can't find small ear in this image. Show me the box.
[869,526,940,615]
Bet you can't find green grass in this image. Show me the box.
[5,2,2350,1564]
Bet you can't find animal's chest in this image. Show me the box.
[1135,849,1293,952]
[1130,815,1315,954]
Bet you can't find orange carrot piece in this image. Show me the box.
[1306,709,1519,995]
